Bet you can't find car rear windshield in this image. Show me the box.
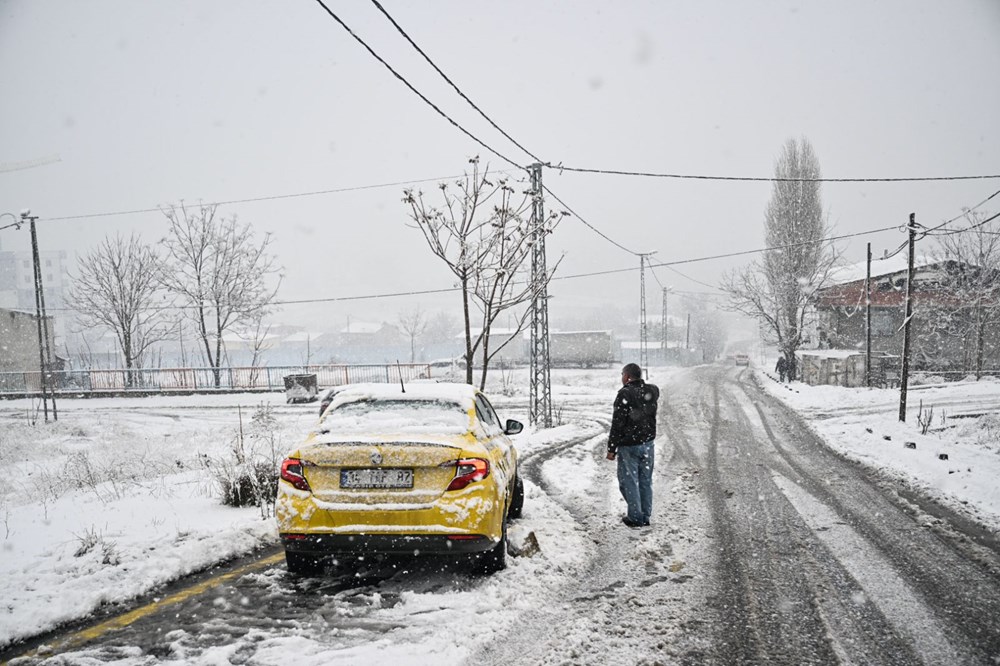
[322,398,470,435]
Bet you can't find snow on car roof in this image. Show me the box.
[316,382,480,439]
[328,381,478,408]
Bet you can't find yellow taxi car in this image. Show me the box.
[276,382,524,575]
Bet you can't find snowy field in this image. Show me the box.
[753,364,1000,532]
[2,364,999,659]
[0,372,616,653]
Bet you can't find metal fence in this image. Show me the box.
[0,363,433,396]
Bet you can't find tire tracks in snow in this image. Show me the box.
[472,385,716,664]
[732,371,1000,664]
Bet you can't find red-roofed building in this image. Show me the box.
[813,255,1000,375]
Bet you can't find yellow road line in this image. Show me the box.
[9,552,285,662]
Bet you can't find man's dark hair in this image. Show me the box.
[622,363,642,380]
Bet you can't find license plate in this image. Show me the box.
[340,468,414,489]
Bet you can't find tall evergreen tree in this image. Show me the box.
[723,138,837,377]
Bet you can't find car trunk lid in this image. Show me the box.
[299,439,470,505]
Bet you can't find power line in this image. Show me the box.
[923,209,1000,237]
[542,184,644,256]
[665,265,725,291]
[648,263,666,289]
[916,189,1000,236]
[15,174,476,224]
[44,222,894,314]
[368,0,541,164]
[310,0,523,170]
[553,164,1000,183]
[653,225,901,269]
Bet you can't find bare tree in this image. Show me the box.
[722,138,837,378]
[238,313,273,388]
[931,209,1000,378]
[398,306,427,363]
[160,203,280,387]
[685,298,728,363]
[68,234,166,387]
[403,158,562,388]
[424,310,457,346]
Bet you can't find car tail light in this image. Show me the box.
[444,458,490,491]
[280,458,310,492]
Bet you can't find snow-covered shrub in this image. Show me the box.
[979,415,1000,452]
[205,403,281,517]
[215,461,276,510]
[910,374,945,386]
[62,450,138,502]
[73,527,119,564]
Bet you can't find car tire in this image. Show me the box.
[285,551,323,576]
[507,475,524,520]
[472,528,507,575]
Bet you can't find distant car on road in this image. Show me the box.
[277,382,524,575]
[735,353,750,366]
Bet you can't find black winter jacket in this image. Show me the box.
[607,379,659,454]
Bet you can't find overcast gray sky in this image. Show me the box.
[2,0,998,330]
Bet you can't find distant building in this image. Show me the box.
[813,255,1000,375]
[0,246,70,345]
[0,308,59,390]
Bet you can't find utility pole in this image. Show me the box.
[661,287,669,363]
[865,242,872,388]
[528,163,552,428]
[25,210,57,421]
[638,254,649,376]
[899,214,916,422]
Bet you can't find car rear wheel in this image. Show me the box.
[285,551,323,576]
[471,528,507,575]
[508,475,524,520]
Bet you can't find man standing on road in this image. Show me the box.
[606,363,660,528]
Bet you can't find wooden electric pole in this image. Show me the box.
[25,211,57,421]
[898,214,916,422]
[865,242,872,388]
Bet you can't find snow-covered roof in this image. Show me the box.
[797,349,864,359]
[282,331,325,343]
[621,341,667,350]
[221,331,280,344]
[826,254,939,286]
[341,321,383,334]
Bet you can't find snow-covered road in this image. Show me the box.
[3,366,1000,664]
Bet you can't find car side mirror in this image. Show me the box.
[504,419,523,435]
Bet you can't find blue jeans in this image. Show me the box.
[617,439,654,524]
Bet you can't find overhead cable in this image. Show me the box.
[542,185,644,256]
[368,0,542,164]
[553,164,1000,183]
[43,221,899,313]
[915,188,1000,235]
[923,210,1000,237]
[310,0,523,170]
[24,174,478,223]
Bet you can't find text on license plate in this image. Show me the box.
[340,468,414,489]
